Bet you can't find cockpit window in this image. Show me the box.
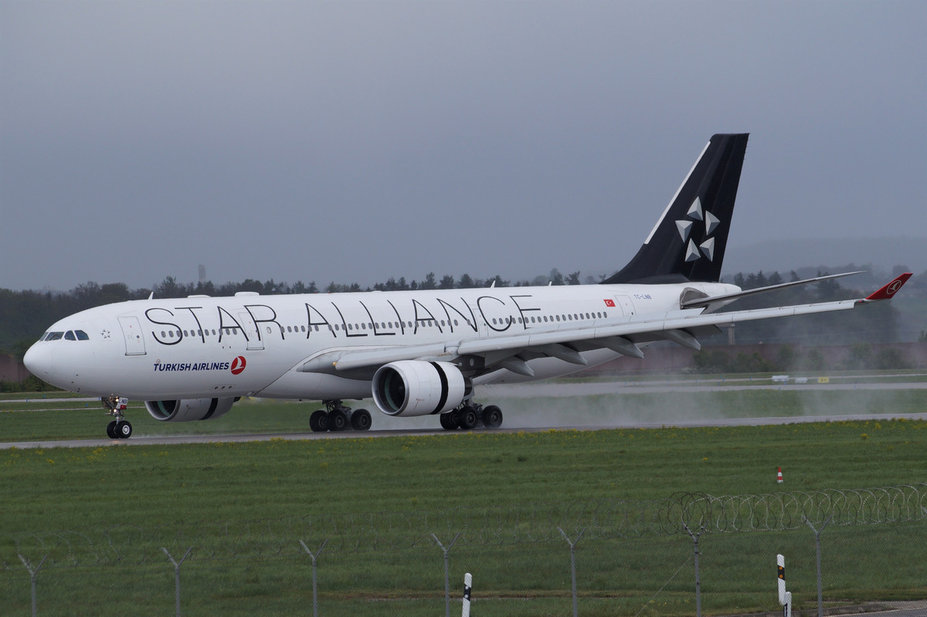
[42,330,89,342]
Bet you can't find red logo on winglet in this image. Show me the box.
[865,273,912,301]
[231,356,247,375]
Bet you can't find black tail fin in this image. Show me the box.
[602,133,749,284]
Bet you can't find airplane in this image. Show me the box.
[23,133,912,439]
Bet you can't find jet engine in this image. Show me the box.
[372,360,466,417]
[145,397,236,422]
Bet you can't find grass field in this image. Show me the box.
[2,380,927,616]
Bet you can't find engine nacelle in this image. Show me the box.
[372,360,466,417]
[145,398,236,422]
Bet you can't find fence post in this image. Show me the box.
[683,524,705,617]
[299,539,328,617]
[432,532,461,617]
[558,527,585,617]
[18,553,47,617]
[803,515,833,617]
[161,546,193,617]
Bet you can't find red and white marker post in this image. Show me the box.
[777,554,791,617]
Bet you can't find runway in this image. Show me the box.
[4,410,927,451]
[2,376,925,450]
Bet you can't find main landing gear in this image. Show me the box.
[309,400,372,433]
[439,402,503,431]
[102,395,133,439]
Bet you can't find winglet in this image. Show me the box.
[864,273,912,301]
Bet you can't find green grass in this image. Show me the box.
[2,415,927,616]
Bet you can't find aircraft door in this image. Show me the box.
[239,311,264,351]
[118,315,147,356]
[614,296,636,318]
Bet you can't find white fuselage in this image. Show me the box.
[24,281,736,403]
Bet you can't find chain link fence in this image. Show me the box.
[4,484,927,616]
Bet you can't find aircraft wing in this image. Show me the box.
[299,273,912,377]
[680,271,865,311]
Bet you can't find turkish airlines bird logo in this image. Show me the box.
[230,356,247,375]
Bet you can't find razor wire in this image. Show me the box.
[658,483,927,534]
[4,484,927,570]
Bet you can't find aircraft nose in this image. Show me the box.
[23,342,55,380]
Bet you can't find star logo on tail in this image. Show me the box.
[675,197,721,262]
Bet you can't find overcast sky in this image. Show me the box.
[2,1,924,291]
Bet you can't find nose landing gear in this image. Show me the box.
[102,395,133,439]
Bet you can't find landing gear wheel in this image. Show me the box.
[458,407,479,430]
[439,412,459,431]
[329,410,348,431]
[115,420,133,439]
[350,409,372,431]
[102,395,131,439]
[482,405,503,428]
[309,410,329,432]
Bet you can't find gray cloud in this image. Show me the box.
[2,1,924,290]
